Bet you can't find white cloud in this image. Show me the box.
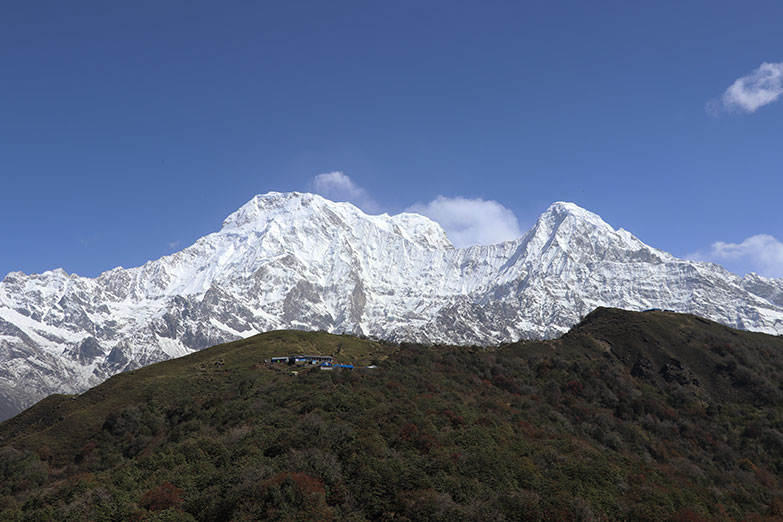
[715,62,783,113]
[307,172,524,247]
[407,196,523,248]
[692,234,783,278]
[310,171,380,213]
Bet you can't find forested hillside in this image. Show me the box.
[1,308,782,521]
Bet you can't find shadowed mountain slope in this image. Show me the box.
[1,309,782,520]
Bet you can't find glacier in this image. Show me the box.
[1,191,782,419]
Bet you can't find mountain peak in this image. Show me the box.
[526,201,615,247]
[221,191,316,230]
[220,191,452,250]
[541,201,608,226]
[546,200,584,213]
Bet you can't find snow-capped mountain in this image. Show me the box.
[2,192,782,419]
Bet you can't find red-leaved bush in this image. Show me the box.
[140,482,184,511]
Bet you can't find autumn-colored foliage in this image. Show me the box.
[139,481,184,511]
[670,508,710,522]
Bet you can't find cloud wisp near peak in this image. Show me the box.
[309,172,524,248]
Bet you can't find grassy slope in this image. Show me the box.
[1,309,782,521]
[0,330,394,459]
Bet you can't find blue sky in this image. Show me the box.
[1,1,782,279]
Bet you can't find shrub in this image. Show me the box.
[140,482,184,512]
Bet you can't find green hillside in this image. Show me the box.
[1,309,782,521]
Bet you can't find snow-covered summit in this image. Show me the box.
[220,192,453,249]
[1,192,782,420]
[542,200,605,221]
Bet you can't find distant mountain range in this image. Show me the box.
[1,192,782,419]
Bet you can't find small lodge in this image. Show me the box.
[268,355,333,366]
[265,354,369,372]
[320,363,354,370]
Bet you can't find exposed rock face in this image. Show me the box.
[1,192,782,418]
[660,358,700,386]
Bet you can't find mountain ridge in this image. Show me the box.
[1,192,782,419]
